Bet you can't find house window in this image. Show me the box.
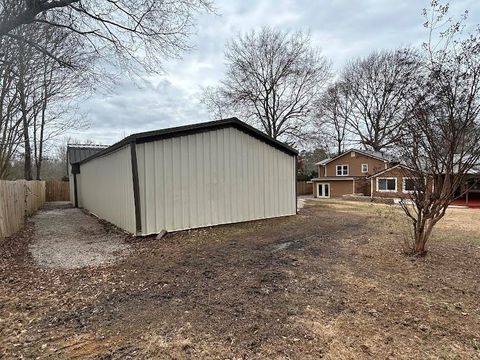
[336,165,349,176]
[377,178,397,191]
[403,178,420,192]
[361,164,368,173]
[467,178,480,191]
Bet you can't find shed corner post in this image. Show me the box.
[295,155,298,214]
[72,163,80,208]
[73,173,78,208]
[130,141,142,236]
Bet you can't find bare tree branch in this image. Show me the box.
[342,48,420,152]
[202,27,330,144]
[0,0,214,72]
[397,0,480,255]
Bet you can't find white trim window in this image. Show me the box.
[336,164,349,176]
[377,177,397,192]
[361,164,368,173]
[403,177,420,193]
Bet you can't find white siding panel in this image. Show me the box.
[77,145,136,234]
[163,139,173,230]
[136,127,296,235]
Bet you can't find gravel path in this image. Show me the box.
[29,202,130,269]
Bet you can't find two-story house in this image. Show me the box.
[312,149,392,198]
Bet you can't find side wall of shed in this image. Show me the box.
[136,127,296,235]
[77,145,136,233]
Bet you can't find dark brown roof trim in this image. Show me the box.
[78,117,297,165]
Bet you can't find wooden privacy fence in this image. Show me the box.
[0,180,46,239]
[46,180,70,201]
[297,181,313,196]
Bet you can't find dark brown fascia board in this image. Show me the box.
[77,117,298,166]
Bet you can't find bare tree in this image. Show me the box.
[0,23,88,180]
[315,81,353,155]
[0,0,213,72]
[343,48,420,152]
[297,147,328,179]
[201,86,225,120]
[203,27,330,143]
[15,37,38,180]
[0,1,213,179]
[397,1,480,255]
[30,25,88,179]
[0,38,22,178]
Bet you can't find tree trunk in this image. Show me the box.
[35,154,42,180]
[20,90,32,180]
[371,143,382,153]
[414,235,427,254]
[413,218,432,255]
[17,41,32,181]
[0,160,7,179]
[23,129,32,180]
[35,89,47,180]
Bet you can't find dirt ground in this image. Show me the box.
[1,200,479,359]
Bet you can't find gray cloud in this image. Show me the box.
[68,0,480,145]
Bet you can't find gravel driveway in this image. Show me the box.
[29,202,130,269]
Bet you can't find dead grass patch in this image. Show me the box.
[0,200,479,358]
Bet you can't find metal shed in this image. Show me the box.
[70,118,298,236]
[67,144,109,204]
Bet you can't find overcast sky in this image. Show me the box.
[65,0,480,146]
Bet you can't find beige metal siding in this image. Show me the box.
[136,127,296,235]
[77,145,136,233]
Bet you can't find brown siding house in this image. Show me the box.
[322,152,387,177]
[370,165,412,198]
[369,164,433,200]
[312,150,391,198]
[369,163,480,206]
